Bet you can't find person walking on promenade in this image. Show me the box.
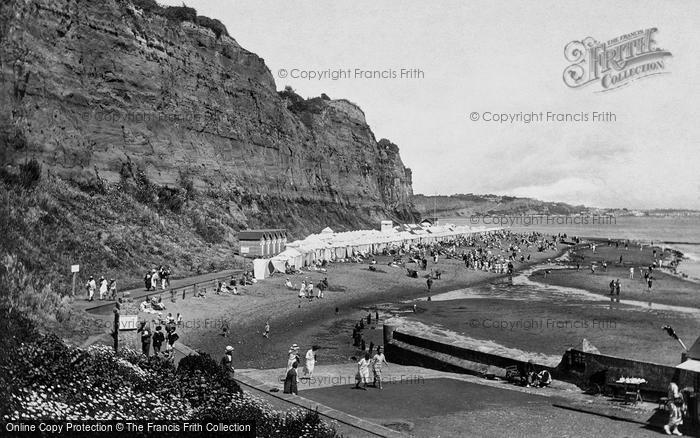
[372,346,389,389]
[263,320,270,339]
[152,325,165,355]
[166,327,179,352]
[615,279,621,296]
[221,345,235,378]
[304,345,318,378]
[284,361,299,395]
[86,276,96,301]
[356,352,371,390]
[427,277,433,292]
[287,344,300,371]
[144,271,152,291]
[98,276,108,300]
[138,321,151,357]
[108,278,117,300]
[629,267,634,279]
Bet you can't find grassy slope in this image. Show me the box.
[0,174,242,295]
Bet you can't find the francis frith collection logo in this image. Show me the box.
[563,28,672,92]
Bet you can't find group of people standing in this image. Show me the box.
[292,277,329,302]
[283,344,320,395]
[85,275,117,301]
[144,266,172,291]
[136,316,180,358]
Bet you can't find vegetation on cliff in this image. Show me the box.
[129,0,229,37]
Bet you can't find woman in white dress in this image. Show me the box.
[355,352,371,390]
[304,346,318,378]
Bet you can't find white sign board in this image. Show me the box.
[119,315,139,331]
[240,246,250,254]
[71,264,80,273]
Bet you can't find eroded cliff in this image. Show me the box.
[0,0,416,236]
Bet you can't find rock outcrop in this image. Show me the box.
[0,0,416,237]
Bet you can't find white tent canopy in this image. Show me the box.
[278,224,500,266]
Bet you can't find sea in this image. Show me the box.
[446,215,700,281]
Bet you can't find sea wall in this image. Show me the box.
[559,349,700,395]
[384,325,700,397]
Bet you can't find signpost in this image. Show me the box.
[112,306,120,352]
[71,264,79,296]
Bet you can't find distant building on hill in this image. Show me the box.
[238,229,287,257]
[420,217,439,227]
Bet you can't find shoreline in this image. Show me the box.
[399,237,700,366]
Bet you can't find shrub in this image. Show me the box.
[0,158,41,188]
[157,186,187,213]
[133,168,155,204]
[163,5,197,23]
[178,172,196,200]
[196,16,228,38]
[129,0,164,14]
[191,212,226,243]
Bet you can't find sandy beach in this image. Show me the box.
[135,235,564,370]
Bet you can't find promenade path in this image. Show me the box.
[238,364,675,437]
[74,268,243,314]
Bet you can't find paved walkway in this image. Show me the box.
[235,373,404,438]
[238,363,660,426]
[74,269,243,314]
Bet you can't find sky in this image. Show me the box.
[163,0,700,209]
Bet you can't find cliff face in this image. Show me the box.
[0,0,416,236]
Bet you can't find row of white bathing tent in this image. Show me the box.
[252,224,499,280]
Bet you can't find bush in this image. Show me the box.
[133,168,155,204]
[0,158,42,189]
[191,212,226,243]
[129,0,164,14]
[196,16,229,38]
[163,5,197,23]
[157,186,187,213]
